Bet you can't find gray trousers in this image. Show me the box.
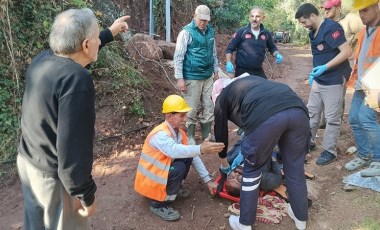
[307,81,344,155]
[182,77,214,126]
[17,155,87,230]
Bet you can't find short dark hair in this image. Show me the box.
[225,183,240,197]
[295,3,319,19]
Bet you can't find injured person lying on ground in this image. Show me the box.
[225,139,283,197]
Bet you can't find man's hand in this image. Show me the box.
[109,15,131,37]
[308,74,314,86]
[365,89,380,109]
[310,64,327,77]
[275,53,283,64]
[206,180,217,195]
[177,79,186,92]
[200,138,224,154]
[78,199,96,217]
[226,61,234,73]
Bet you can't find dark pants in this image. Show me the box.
[235,66,267,79]
[239,108,309,225]
[151,158,192,207]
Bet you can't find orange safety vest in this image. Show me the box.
[134,122,188,201]
[347,26,380,88]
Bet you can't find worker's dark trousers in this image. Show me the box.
[150,158,192,207]
[235,66,266,79]
[239,108,309,225]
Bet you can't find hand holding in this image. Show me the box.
[109,15,131,37]
[206,180,217,195]
[226,61,234,73]
[200,138,225,154]
[310,64,327,77]
[275,53,283,64]
[78,198,96,217]
[308,74,314,86]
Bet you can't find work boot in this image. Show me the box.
[187,124,196,145]
[200,122,212,140]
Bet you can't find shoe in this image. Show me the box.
[316,150,336,166]
[309,141,316,152]
[287,204,306,230]
[360,162,380,177]
[228,215,252,230]
[150,204,180,221]
[177,188,191,199]
[344,157,370,171]
[200,122,212,140]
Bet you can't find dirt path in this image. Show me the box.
[1,44,379,230]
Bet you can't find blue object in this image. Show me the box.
[308,74,314,85]
[275,53,283,64]
[220,164,231,175]
[310,64,327,77]
[226,61,234,73]
[231,151,244,171]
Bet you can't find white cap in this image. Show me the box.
[195,5,211,21]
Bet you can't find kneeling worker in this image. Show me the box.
[134,95,225,221]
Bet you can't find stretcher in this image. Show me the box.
[211,171,315,203]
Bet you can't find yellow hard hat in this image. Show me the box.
[162,95,192,114]
[353,0,378,10]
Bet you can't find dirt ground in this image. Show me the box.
[1,42,380,230]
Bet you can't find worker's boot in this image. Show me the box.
[187,124,196,145]
[200,122,212,140]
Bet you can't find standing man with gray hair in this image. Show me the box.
[174,5,219,146]
[17,8,129,229]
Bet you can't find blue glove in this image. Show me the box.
[275,53,283,64]
[226,61,234,73]
[308,74,314,85]
[220,164,231,175]
[310,64,327,77]
[230,151,244,171]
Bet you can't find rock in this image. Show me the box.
[155,40,176,59]
[346,146,357,155]
[125,33,163,61]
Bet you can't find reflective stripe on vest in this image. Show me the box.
[134,122,188,201]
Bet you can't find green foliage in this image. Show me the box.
[91,42,147,117]
[0,0,105,165]
[354,218,380,230]
[0,74,21,162]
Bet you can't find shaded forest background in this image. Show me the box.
[0,0,355,174]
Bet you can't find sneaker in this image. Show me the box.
[316,150,336,166]
[360,162,380,177]
[228,215,252,230]
[150,204,180,221]
[287,204,306,230]
[344,157,370,171]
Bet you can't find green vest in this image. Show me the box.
[183,20,215,80]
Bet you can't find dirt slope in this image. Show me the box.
[1,43,379,230]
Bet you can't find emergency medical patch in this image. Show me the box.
[261,35,266,40]
[245,34,252,39]
[332,31,340,39]
[317,44,324,51]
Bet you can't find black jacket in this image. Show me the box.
[214,76,308,158]
[18,29,114,206]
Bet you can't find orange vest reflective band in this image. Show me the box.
[134,122,188,201]
[347,27,380,88]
